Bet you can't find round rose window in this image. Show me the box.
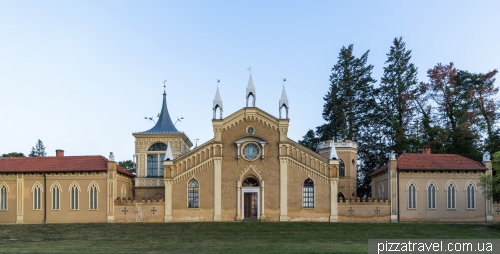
[242,143,259,161]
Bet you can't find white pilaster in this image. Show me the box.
[16,175,23,224]
[236,181,241,220]
[214,157,222,221]
[279,158,288,221]
[261,180,265,220]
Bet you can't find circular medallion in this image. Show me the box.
[242,143,260,161]
[247,126,255,135]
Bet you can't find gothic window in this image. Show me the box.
[379,184,384,199]
[52,184,61,210]
[303,178,314,208]
[447,182,456,209]
[427,183,436,209]
[147,143,167,177]
[188,179,199,208]
[121,185,126,199]
[466,182,475,209]
[408,182,416,209]
[1,184,7,210]
[33,183,42,210]
[339,159,345,177]
[70,183,79,210]
[89,183,98,210]
[242,177,260,187]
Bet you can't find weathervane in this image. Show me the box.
[283,78,286,86]
[217,79,220,87]
[247,67,251,74]
[174,117,184,125]
[163,79,167,91]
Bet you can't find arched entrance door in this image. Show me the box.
[242,177,260,220]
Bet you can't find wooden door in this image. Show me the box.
[244,193,258,220]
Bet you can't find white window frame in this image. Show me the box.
[302,178,314,208]
[426,182,436,209]
[407,182,417,209]
[187,178,199,208]
[88,182,99,210]
[32,182,42,210]
[69,182,80,210]
[51,182,61,210]
[446,181,456,209]
[466,182,476,209]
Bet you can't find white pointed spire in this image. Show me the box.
[329,141,339,160]
[279,80,289,119]
[164,141,174,161]
[213,82,223,119]
[246,74,256,107]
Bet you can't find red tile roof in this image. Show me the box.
[0,156,135,177]
[369,153,487,177]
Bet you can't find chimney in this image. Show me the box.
[56,149,64,157]
[422,148,431,154]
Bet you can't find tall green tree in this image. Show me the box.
[317,44,377,142]
[421,63,481,160]
[316,44,382,197]
[1,152,26,157]
[459,69,499,154]
[29,139,46,157]
[378,37,419,154]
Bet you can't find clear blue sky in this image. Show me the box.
[1,1,499,161]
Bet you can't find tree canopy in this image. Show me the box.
[29,139,47,157]
[118,160,136,174]
[1,152,26,157]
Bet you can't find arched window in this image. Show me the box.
[147,143,168,177]
[379,184,384,199]
[466,182,475,209]
[1,184,7,210]
[33,183,42,210]
[89,183,98,210]
[339,159,345,177]
[427,183,436,209]
[70,183,79,210]
[121,185,126,199]
[408,182,416,209]
[52,184,61,210]
[447,182,456,209]
[188,179,199,208]
[303,178,314,208]
[242,177,260,187]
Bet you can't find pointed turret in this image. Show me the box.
[329,141,339,160]
[140,91,179,134]
[213,86,223,119]
[246,75,256,107]
[279,84,289,119]
[164,141,174,162]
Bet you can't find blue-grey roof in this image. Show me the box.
[140,91,179,134]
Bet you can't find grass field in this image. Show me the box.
[0,222,499,253]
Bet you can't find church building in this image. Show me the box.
[132,75,350,222]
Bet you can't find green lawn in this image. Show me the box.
[0,222,499,253]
